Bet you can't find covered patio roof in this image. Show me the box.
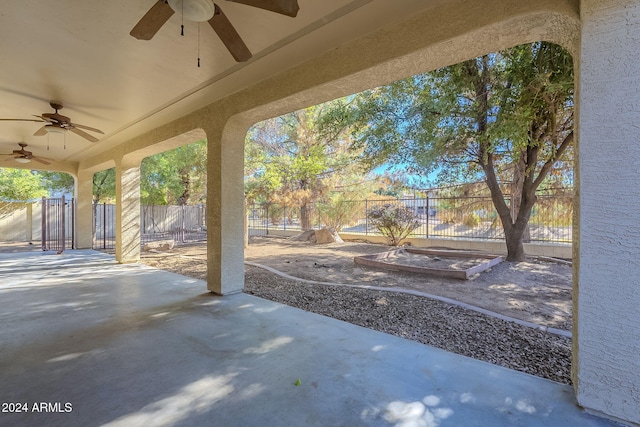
[0,0,440,168]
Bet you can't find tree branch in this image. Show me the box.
[533,131,574,189]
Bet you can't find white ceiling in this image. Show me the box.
[0,0,436,166]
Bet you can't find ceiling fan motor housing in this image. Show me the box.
[167,0,215,22]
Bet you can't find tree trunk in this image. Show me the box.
[300,204,312,230]
[510,157,531,243]
[504,222,526,262]
[482,158,530,262]
[505,188,537,262]
[471,55,533,262]
[177,170,190,205]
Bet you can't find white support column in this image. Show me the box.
[115,160,141,263]
[576,0,640,424]
[205,123,245,295]
[76,170,94,249]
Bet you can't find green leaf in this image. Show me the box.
[0,168,49,201]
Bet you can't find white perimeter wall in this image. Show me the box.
[576,0,640,423]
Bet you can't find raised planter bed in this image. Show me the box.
[354,248,503,280]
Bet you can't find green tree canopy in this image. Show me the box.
[0,168,49,201]
[92,169,116,203]
[245,102,371,229]
[141,140,207,205]
[36,171,75,195]
[325,42,573,260]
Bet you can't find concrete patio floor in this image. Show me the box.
[0,250,619,427]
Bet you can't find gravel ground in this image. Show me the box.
[245,266,572,385]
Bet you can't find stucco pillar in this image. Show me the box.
[75,170,94,249]
[205,123,245,295]
[575,0,640,424]
[115,160,141,263]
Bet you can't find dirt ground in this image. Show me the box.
[140,236,573,331]
[378,251,491,270]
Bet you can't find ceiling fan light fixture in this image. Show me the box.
[14,157,31,164]
[167,0,215,22]
[45,125,64,134]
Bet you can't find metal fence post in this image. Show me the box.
[61,195,66,252]
[426,196,429,239]
[181,204,186,243]
[103,202,107,249]
[71,198,75,249]
[365,199,369,236]
[41,196,46,251]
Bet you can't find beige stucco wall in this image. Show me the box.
[0,202,45,243]
[574,0,640,424]
[0,204,27,241]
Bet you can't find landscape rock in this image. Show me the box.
[143,239,175,251]
[315,227,344,244]
[288,230,317,243]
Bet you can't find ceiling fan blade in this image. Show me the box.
[43,112,71,123]
[130,0,175,40]
[209,5,252,62]
[69,127,99,143]
[31,156,51,165]
[34,125,48,136]
[70,123,104,134]
[0,118,45,122]
[225,0,299,17]
[33,115,53,123]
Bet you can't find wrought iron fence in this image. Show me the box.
[90,191,572,252]
[247,203,324,236]
[41,196,75,251]
[92,202,116,251]
[92,204,206,252]
[140,204,207,245]
[248,192,573,244]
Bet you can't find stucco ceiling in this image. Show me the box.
[0,0,438,168]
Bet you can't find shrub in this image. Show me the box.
[266,204,284,225]
[462,212,481,227]
[367,204,421,246]
[317,194,361,231]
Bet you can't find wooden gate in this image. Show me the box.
[41,196,75,252]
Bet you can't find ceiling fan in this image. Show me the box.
[0,102,104,143]
[130,0,300,62]
[0,143,52,165]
